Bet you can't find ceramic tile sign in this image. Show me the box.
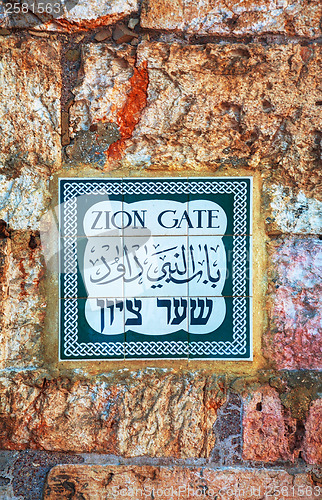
[59,178,252,360]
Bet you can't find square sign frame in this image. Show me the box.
[59,177,252,361]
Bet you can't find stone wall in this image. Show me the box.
[0,1,321,498]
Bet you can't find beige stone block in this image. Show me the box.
[44,465,317,499]
[0,232,46,369]
[263,184,322,235]
[128,42,321,192]
[0,371,225,456]
[68,41,322,193]
[0,37,61,171]
[141,0,322,38]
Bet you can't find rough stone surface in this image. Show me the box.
[0,232,46,369]
[44,464,317,499]
[303,399,322,465]
[0,1,139,30]
[243,386,298,462]
[71,41,322,195]
[276,372,322,422]
[60,0,139,28]
[68,42,149,168]
[265,238,322,370]
[211,393,243,465]
[0,166,51,230]
[118,371,224,458]
[0,371,225,457]
[141,0,322,38]
[0,37,61,172]
[264,184,322,235]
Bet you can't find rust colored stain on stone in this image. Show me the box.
[211,393,243,465]
[106,61,149,161]
[117,373,225,459]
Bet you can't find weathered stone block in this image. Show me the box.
[60,0,139,29]
[0,450,84,500]
[0,37,61,171]
[141,0,322,38]
[70,41,322,190]
[264,184,322,235]
[264,238,322,370]
[0,1,139,30]
[67,41,150,169]
[135,42,320,188]
[0,166,51,230]
[0,232,46,369]
[243,386,298,462]
[0,373,121,453]
[44,464,317,499]
[132,42,322,186]
[117,372,224,458]
[303,399,322,465]
[0,371,225,457]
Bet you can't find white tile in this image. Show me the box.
[123,235,188,298]
[83,236,124,299]
[188,296,226,335]
[125,297,188,335]
[188,198,227,236]
[123,199,189,236]
[83,199,123,238]
[85,297,124,336]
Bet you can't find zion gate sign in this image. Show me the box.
[59,177,252,360]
